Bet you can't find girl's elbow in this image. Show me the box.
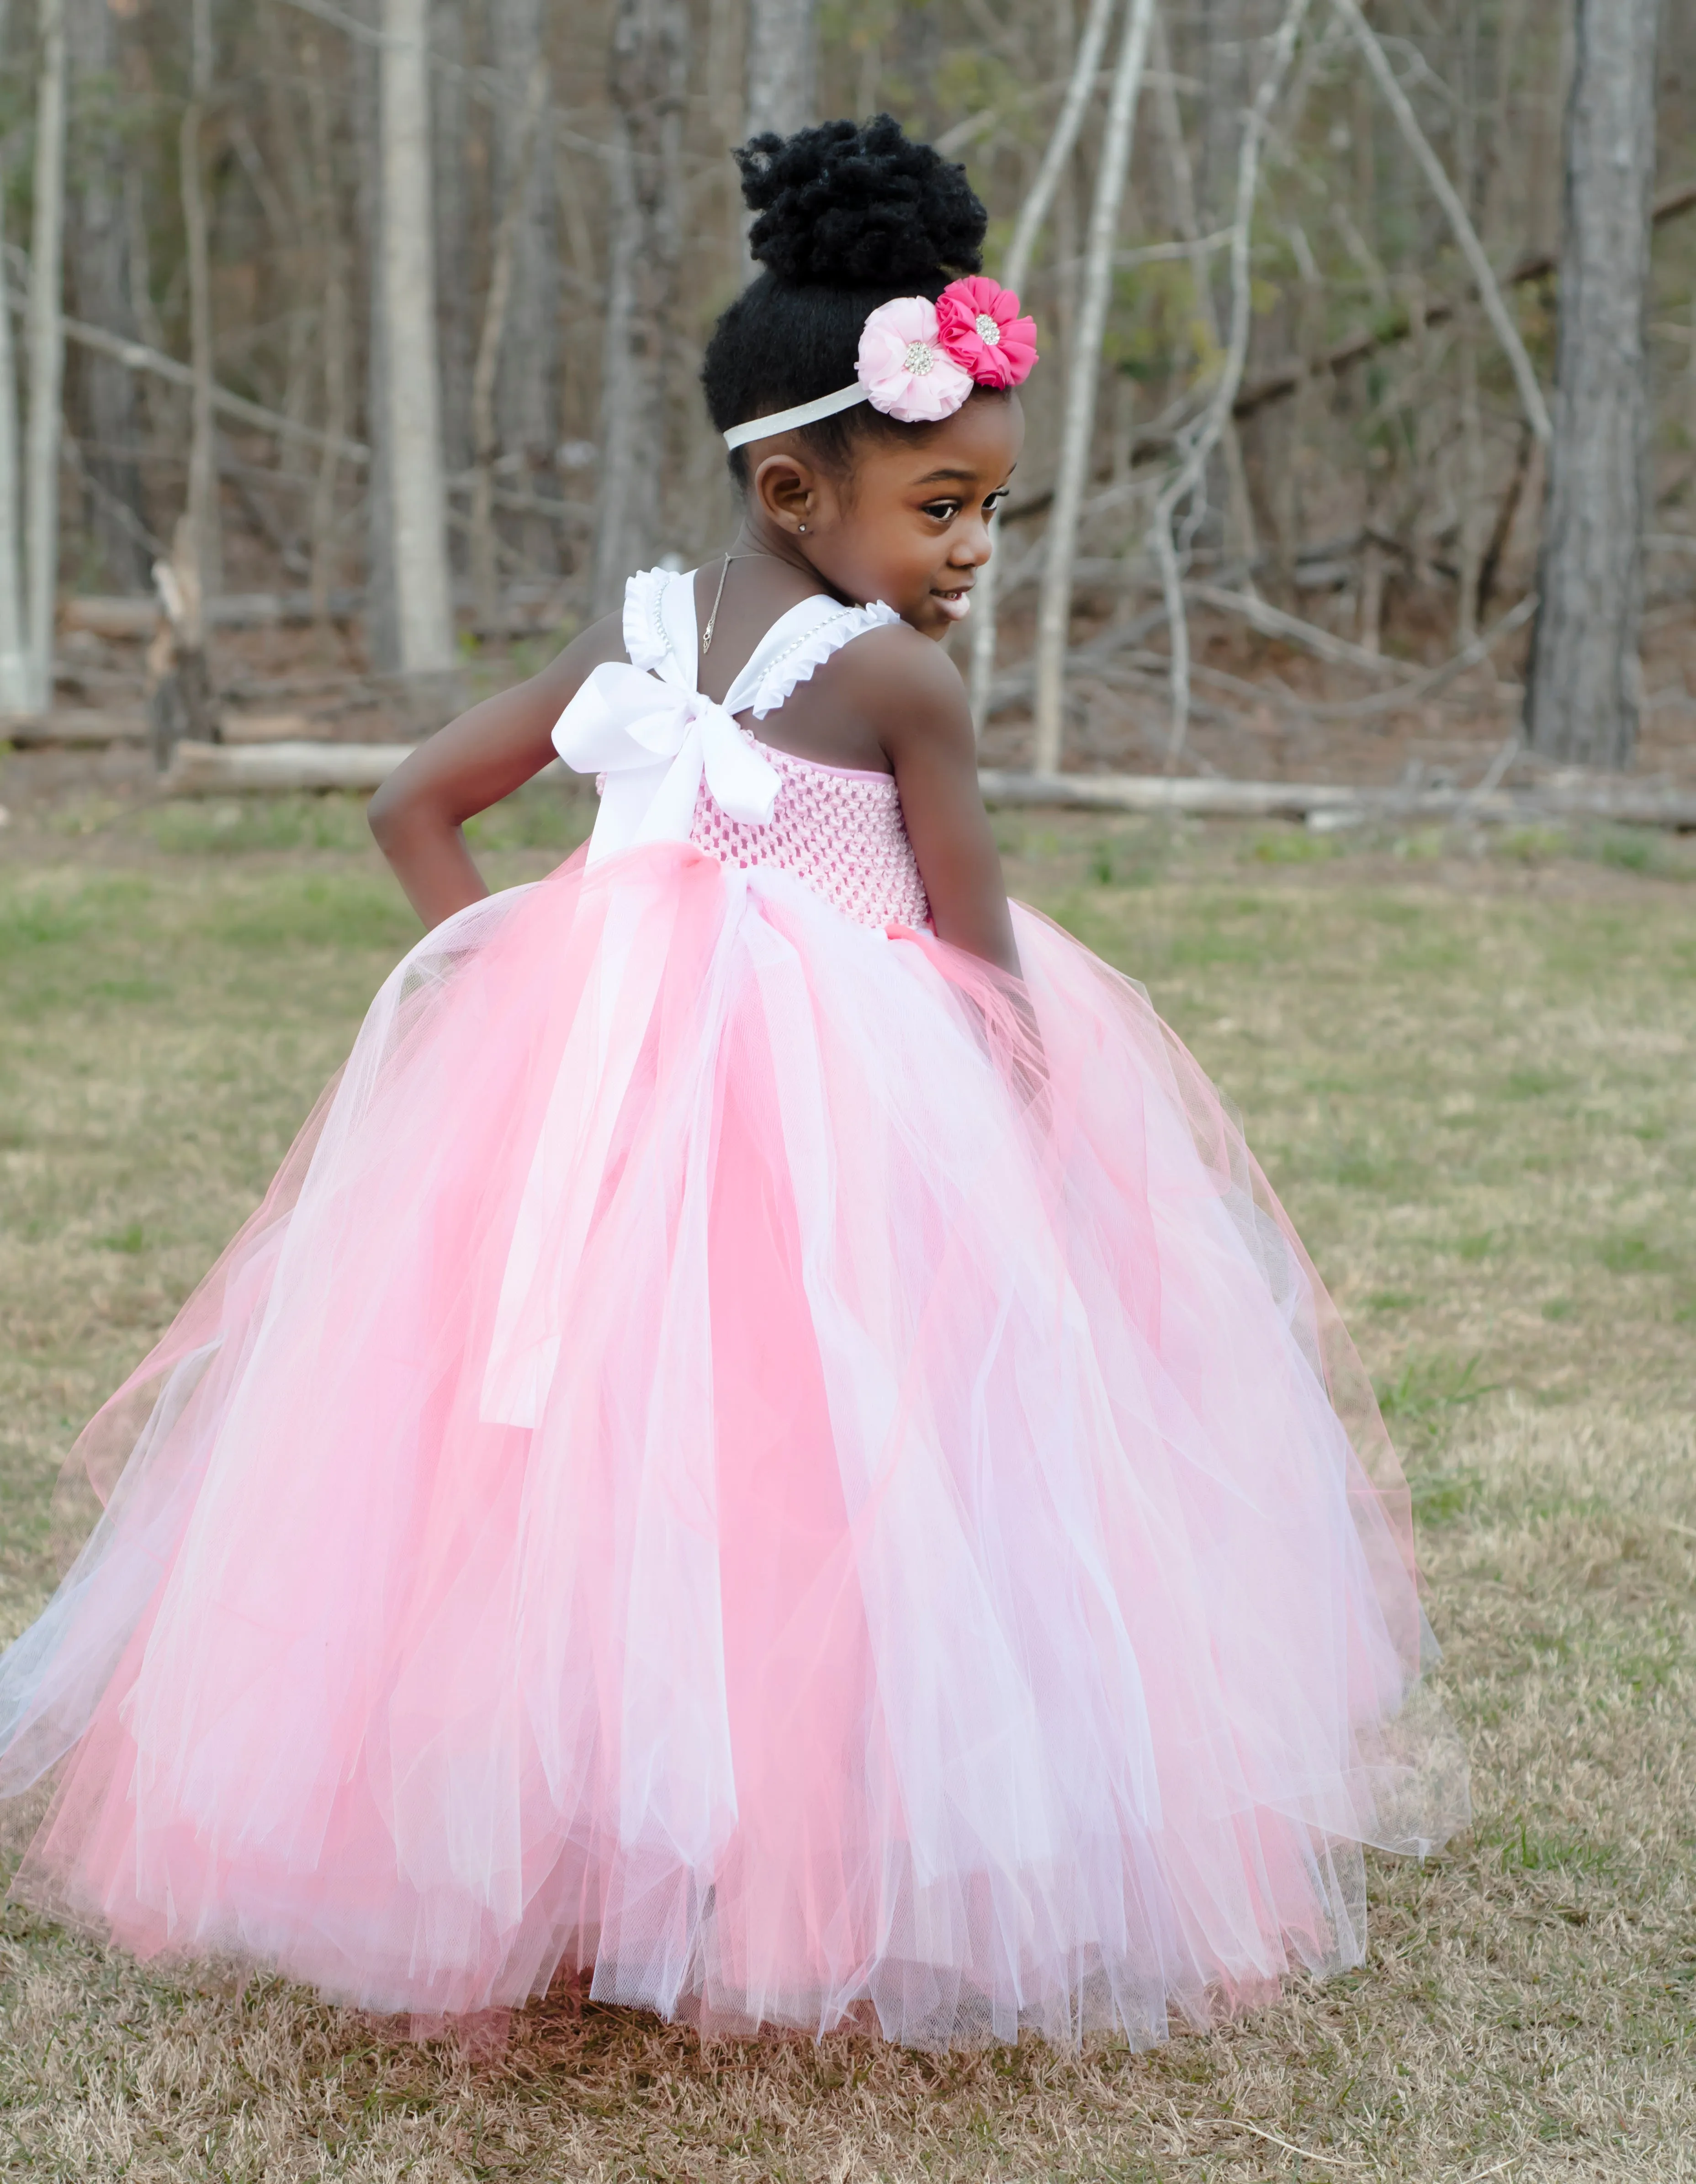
[367,776,412,847]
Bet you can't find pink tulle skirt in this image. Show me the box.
[0,843,1466,2048]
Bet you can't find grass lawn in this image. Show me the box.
[1,789,1693,2181]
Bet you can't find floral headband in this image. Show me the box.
[722,276,1038,452]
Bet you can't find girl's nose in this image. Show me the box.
[955,510,995,566]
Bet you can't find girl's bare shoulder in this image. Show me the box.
[534,608,629,703]
[827,620,975,763]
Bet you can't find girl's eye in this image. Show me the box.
[984,489,1009,516]
[921,500,963,522]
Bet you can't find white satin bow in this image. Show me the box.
[553,660,780,867]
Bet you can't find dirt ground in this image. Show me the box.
[1,780,1693,2180]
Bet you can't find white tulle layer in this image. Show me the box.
[0,843,1467,2048]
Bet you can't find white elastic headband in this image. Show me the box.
[722,383,869,451]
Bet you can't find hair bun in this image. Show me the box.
[737,115,986,289]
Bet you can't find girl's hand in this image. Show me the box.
[367,615,626,929]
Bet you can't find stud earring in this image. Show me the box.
[797,523,808,534]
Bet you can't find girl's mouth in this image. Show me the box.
[932,586,972,623]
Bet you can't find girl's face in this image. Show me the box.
[752,391,1026,641]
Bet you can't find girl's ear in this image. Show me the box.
[750,452,821,538]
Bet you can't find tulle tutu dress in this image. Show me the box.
[0,569,1467,2049]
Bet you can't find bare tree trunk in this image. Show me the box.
[147,513,215,767]
[181,0,220,609]
[744,0,815,137]
[1151,0,1309,772]
[966,0,1120,732]
[1193,0,1248,231]
[1526,0,1663,769]
[1030,0,1156,775]
[593,0,688,617]
[472,60,548,631]
[355,16,396,669]
[23,0,68,715]
[706,0,743,269]
[1150,1,1256,571]
[306,36,350,625]
[430,0,472,483]
[379,0,455,677]
[65,0,147,590]
[256,8,317,471]
[0,0,25,709]
[0,186,25,711]
[1456,310,1484,645]
[493,0,560,569]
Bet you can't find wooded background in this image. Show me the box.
[0,0,1691,780]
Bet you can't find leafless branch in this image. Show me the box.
[1329,0,1551,443]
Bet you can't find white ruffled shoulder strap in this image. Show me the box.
[725,594,901,721]
[620,565,694,686]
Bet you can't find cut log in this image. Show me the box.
[164,740,413,793]
[152,745,1696,829]
[58,590,365,639]
[219,711,336,744]
[4,707,147,744]
[61,596,158,638]
[981,772,1365,818]
[977,770,1696,828]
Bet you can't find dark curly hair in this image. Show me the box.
[701,115,991,486]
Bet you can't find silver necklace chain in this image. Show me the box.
[700,553,737,656]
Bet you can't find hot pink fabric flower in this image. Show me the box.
[855,296,975,424]
[936,276,1039,389]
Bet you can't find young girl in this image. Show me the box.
[0,117,1465,2051]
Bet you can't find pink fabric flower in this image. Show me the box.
[935,276,1039,389]
[855,296,975,424]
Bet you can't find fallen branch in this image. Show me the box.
[4,708,147,745]
[1328,0,1549,441]
[164,739,412,793]
[985,589,1533,721]
[987,600,1177,708]
[977,769,1696,828]
[991,179,1696,515]
[1186,580,1412,678]
[1295,591,1537,719]
[60,590,365,638]
[1232,176,1696,424]
[149,735,1696,833]
[2,273,369,464]
[220,712,339,744]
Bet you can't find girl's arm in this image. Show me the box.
[368,614,625,928]
[837,628,1021,978]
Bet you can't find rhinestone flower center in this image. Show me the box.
[902,340,935,376]
[975,312,1002,345]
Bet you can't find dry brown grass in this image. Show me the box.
[2,795,1694,2180]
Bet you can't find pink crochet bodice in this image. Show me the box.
[688,738,931,931]
[599,565,931,933]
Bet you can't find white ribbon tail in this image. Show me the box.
[698,707,781,827]
[626,726,705,850]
